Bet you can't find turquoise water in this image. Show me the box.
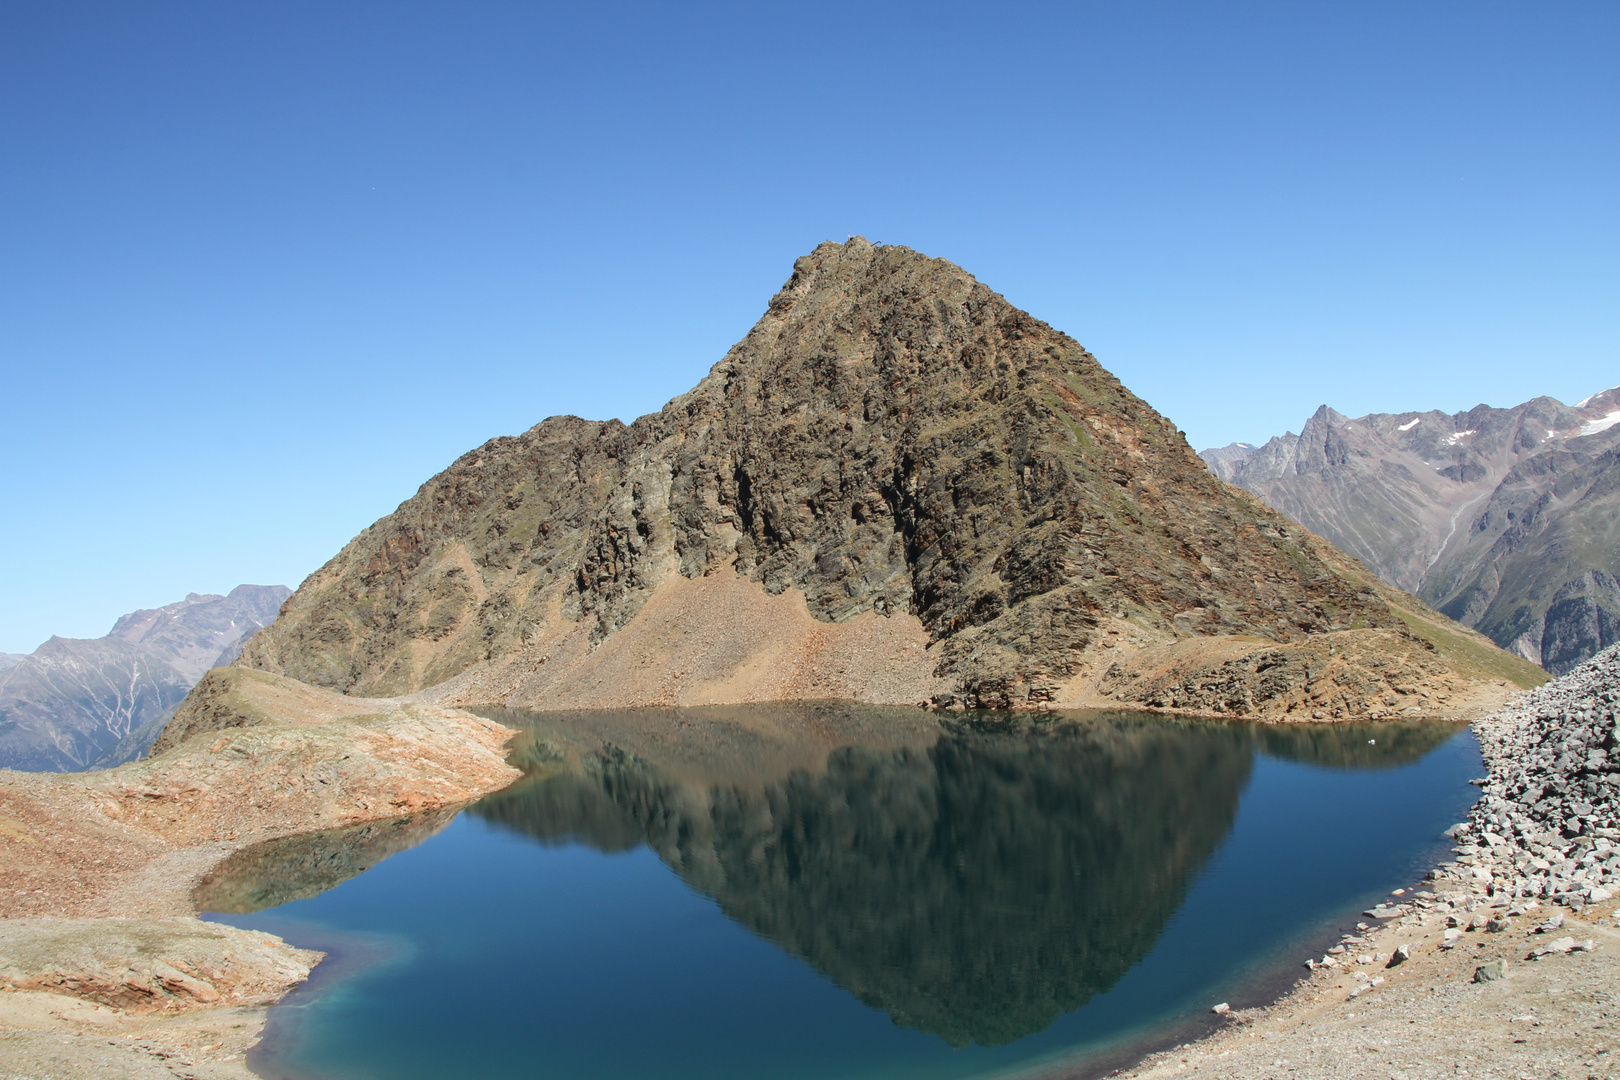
[205,707,1481,1080]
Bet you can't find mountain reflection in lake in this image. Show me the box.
[477,716,1252,1046]
[209,706,1473,1080]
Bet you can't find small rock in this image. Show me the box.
[1486,917,1512,933]
[1473,959,1508,982]
[1211,1002,1230,1015]
[1387,944,1412,967]
[1528,936,1577,959]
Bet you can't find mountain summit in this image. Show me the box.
[239,239,1540,716]
[1203,387,1620,674]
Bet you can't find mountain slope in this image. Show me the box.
[0,637,191,771]
[239,239,1541,716]
[0,585,290,770]
[107,585,291,682]
[1203,387,1620,674]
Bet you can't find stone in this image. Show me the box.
[1530,936,1577,959]
[1211,1002,1230,1015]
[1386,944,1412,967]
[1473,959,1508,982]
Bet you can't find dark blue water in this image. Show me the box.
[204,708,1481,1080]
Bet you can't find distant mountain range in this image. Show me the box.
[1202,386,1620,675]
[0,585,290,771]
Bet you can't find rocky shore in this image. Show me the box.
[1116,644,1620,1080]
[1458,642,1620,906]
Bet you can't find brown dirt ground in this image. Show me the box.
[0,672,519,1080]
[416,570,1526,721]
[417,569,952,711]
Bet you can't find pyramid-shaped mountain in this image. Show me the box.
[239,239,1543,716]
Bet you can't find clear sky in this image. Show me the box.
[1,1,1615,654]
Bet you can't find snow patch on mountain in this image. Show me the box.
[1578,411,1620,438]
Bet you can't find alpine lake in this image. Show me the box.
[199,704,1483,1080]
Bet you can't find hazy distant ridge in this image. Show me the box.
[0,585,289,771]
[1202,386,1620,674]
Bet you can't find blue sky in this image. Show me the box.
[1,1,1615,653]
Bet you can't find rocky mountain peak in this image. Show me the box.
[235,241,1541,714]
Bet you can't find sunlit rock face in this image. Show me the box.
[236,239,1505,714]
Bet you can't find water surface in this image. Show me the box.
[204,706,1480,1080]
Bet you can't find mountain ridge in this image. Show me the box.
[1202,386,1620,674]
[235,239,1542,718]
[0,585,290,771]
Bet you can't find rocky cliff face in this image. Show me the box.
[239,239,1541,715]
[1203,387,1620,674]
[0,585,291,771]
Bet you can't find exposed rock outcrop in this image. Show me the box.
[239,239,1542,714]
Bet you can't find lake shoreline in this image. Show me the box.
[0,669,1584,1080]
[196,709,1481,1080]
[0,671,521,1080]
[1108,647,1620,1080]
